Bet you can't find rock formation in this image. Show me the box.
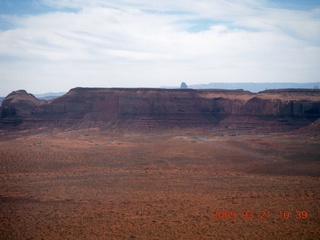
[0,90,45,125]
[180,82,188,89]
[1,88,319,131]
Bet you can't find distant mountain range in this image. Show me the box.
[34,92,66,101]
[180,82,320,92]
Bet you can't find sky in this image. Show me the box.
[0,0,320,95]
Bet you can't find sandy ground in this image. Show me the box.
[0,127,319,239]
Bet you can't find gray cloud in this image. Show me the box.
[0,0,319,95]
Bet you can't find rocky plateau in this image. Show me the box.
[0,88,319,131]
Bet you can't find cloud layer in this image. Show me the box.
[0,0,319,95]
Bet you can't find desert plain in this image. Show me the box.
[0,127,319,239]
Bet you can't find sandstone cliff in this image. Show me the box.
[1,88,319,131]
[0,90,45,125]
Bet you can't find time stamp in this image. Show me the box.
[212,210,309,220]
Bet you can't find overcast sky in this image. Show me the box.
[0,0,320,95]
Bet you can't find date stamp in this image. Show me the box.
[212,210,309,220]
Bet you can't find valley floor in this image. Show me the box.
[0,128,319,239]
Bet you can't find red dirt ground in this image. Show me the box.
[0,128,319,239]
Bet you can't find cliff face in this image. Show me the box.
[0,90,45,125]
[1,88,319,130]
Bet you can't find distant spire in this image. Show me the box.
[180,82,188,89]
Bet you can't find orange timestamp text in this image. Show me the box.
[212,210,308,220]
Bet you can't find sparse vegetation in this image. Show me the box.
[0,128,319,239]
